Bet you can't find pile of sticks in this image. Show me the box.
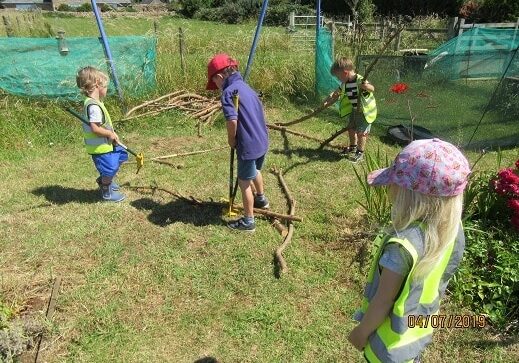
[122,91,222,125]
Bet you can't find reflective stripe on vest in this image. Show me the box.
[359,224,464,363]
[338,74,377,123]
[83,98,114,155]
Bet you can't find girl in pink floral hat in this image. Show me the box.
[348,138,471,363]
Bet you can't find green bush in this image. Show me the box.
[194,0,259,24]
[353,148,391,227]
[56,3,73,11]
[452,156,519,332]
[477,0,519,22]
[265,3,313,27]
[99,3,112,12]
[194,6,221,22]
[76,3,92,12]
[451,219,519,331]
[179,0,214,18]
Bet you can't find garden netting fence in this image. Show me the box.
[0,36,157,100]
[315,26,519,150]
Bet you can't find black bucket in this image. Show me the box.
[387,124,435,145]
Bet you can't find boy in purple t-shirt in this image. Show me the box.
[207,53,269,232]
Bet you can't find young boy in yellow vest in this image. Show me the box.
[76,66,128,202]
[321,57,377,163]
[348,138,471,362]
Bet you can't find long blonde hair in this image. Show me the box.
[389,184,464,280]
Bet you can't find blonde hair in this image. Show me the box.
[76,66,108,96]
[330,57,354,73]
[389,185,464,280]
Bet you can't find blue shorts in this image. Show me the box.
[91,145,128,178]
[238,154,265,180]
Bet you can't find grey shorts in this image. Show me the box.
[347,110,371,135]
[238,154,266,180]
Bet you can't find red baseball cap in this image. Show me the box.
[206,53,238,90]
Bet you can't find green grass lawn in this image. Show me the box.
[1,14,519,363]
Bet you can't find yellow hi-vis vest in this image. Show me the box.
[358,223,465,363]
[338,74,377,123]
[82,98,114,155]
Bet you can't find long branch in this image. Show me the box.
[317,126,349,149]
[150,146,227,161]
[124,90,186,117]
[267,124,344,150]
[272,168,296,274]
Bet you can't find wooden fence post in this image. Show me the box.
[289,11,295,30]
[178,27,186,76]
[393,27,401,51]
[447,17,458,39]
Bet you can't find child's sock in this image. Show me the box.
[348,144,357,152]
[256,193,265,201]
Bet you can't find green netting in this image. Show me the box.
[425,28,519,80]
[0,36,157,100]
[316,28,340,98]
[356,49,518,149]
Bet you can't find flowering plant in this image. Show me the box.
[490,159,519,230]
[390,82,409,94]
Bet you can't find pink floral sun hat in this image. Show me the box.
[368,138,471,197]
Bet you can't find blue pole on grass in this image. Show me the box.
[315,0,321,94]
[243,0,269,82]
[90,0,125,108]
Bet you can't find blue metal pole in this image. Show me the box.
[90,0,125,107]
[315,0,321,94]
[243,0,269,82]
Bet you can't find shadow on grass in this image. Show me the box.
[194,357,219,363]
[271,146,343,174]
[131,198,223,227]
[32,185,100,204]
[469,335,519,349]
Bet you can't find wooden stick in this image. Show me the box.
[124,90,185,117]
[317,126,349,149]
[34,276,61,363]
[150,146,227,161]
[127,185,303,222]
[271,168,295,274]
[271,218,288,237]
[267,124,344,150]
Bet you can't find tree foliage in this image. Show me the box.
[177,0,518,23]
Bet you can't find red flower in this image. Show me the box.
[390,83,409,94]
[515,159,519,170]
[508,199,519,213]
[497,168,519,185]
[506,184,519,196]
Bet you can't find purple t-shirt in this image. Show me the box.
[221,72,269,160]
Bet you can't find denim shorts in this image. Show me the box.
[237,154,265,180]
[91,145,128,178]
[347,110,371,135]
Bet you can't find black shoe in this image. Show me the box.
[340,146,356,157]
[253,195,270,209]
[349,152,364,163]
[227,218,256,232]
